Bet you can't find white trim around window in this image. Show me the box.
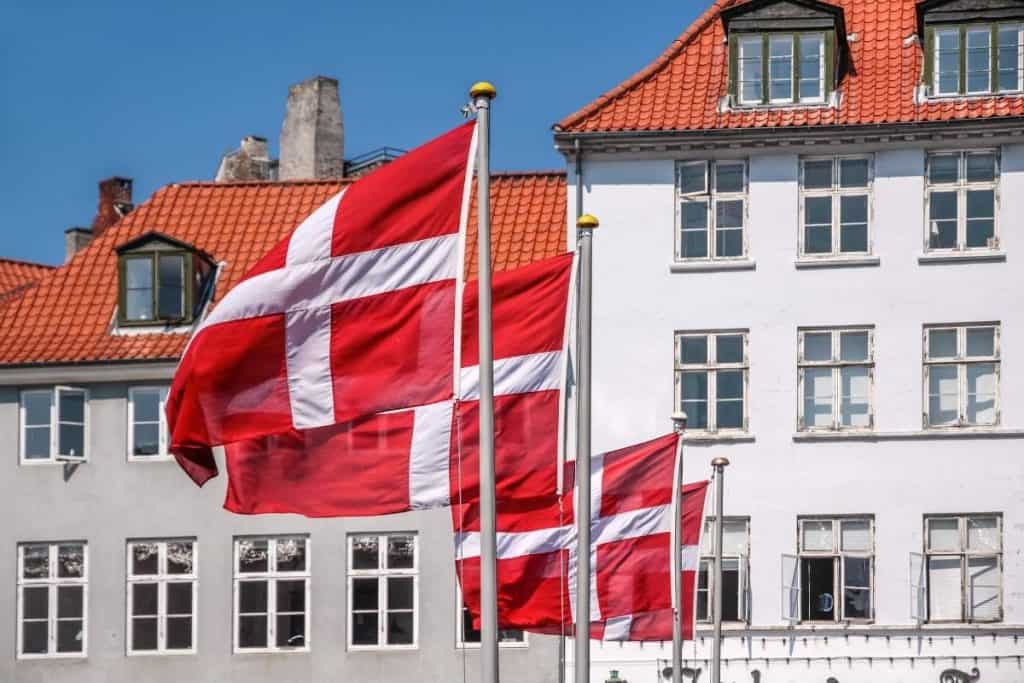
[455,584,527,649]
[17,542,88,659]
[347,533,419,651]
[674,330,750,435]
[127,386,171,461]
[19,387,89,465]
[798,156,873,261]
[126,539,197,655]
[923,514,1003,623]
[233,536,310,653]
[797,327,875,432]
[923,323,1001,429]
[675,160,749,263]
[924,150,1000,254]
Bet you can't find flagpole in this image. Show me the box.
[710,456,730,683]
[575,211,599,683]
[471,80,499,683]
[670,413,688,683]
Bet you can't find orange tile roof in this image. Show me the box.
[557,0,1024,133]
[0,258,54,304]
[0,172,567,366]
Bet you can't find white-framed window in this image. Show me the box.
[455,585,526,648]
[19,387,88,464]
[676,160,748,261]
[800,156,872,257]
[784,517,873,623]
[925,151,999,252]
[923,514,1002,623]
[347,533,418,650]
[127,539,197,655]
[17,542,88,658]
[798,327,874,431]
[696,518,750,624]
[923,324,1000,428]
[233,536,310,653]
[674,330,749,434]
[128,386,170,460]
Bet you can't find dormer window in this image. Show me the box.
[116,233,216,326]
[723,0,846,108]
[920,0,1024,97]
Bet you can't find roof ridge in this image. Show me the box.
[491,170,567,178]
[172,178,352,188]
[0,256,56,270]
[555,0,739,132]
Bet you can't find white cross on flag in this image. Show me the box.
[168,122,477,485]
[455,433,709,641]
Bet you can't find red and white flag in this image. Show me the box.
[168,122,477,485]
[456,433,709,641]
[218,252,574,517]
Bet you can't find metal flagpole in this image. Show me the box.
[575,211,598,683]
[710,457,730,683]
[670,413,688,683]
[470,80,499,683]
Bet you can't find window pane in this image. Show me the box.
[238,540,269,573]
[23,586,48,620]
[801,557,835,621]
[55,585,82,619]
[168,582,193,615]
[804,367,834,428]
[126,290,153,322]
[966,29,992,93]
[715,201,744,258]
[804,160,832,189]
[804,332,832,361]
[681,202,709,258]
[929,155,960,184]
[132,617,158,651]
[57,545,84,578]
[966,153,997,182]
[966,362,997,425]
[276,613,305,648]
[132,389,161,423]
[679,163,706,194]
[840,367,871,428]
[239,615,268,648]
[804,197,832,254]
[22,620,48,654]
[132,583,157,616]
[23,391,51,427]
[839,331,869,361]
[801,519,833,551]
[134,424,160,456]
[125,258,154,321]
[928,365,960,426]
[716,370,744,429]
[24,426,51,460]
[59,391,84,424]
[716,335,744,364]
[968,556,1000,620]
[715,163,745,194]
[275,538,306,572]
[276,579,306,614]
[352,577,379,611]
[769,36,793,101]
[721,521,748,555]
[58,424,84,458]
[387,536,415,569]
[721,559,741,621]
[680,336,708,364]
[928,518,961,551]
[998,26,1021,91]
[839,158,869,188]
[696,562,709,622]
[843,557,871,619]
[238,580,268,613]
[387,612,414,645]
[966,190,995,248]
[968,517,1000,551]
[352,612,379,645]
[928,556,961,621]
[22,545,49,579]
[928,329,958,359]
[841,520,871,552]
[167,617,192,650]
[739,38,763,102]
[929,192,958,249]
[936,30,962,94]
[839,195,868,253]
[799,35,823,100]
[167,542,194,575]
[388,576,414,610]
[351,536,379,570]
[681,371,708,429]
[157,254,185,319]
[56,620,84,653]
[965,327,995,357]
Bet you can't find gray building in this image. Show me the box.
[0,77,567,683]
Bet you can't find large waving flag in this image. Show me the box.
[456,433,709,641]
[216,252,574,517]
[168,122,477,485]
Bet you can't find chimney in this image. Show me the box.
[279,76,344,180]
[92,177,133,235]
[63,227,94,263]
[215,135,276,182]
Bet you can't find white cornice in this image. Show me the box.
[0,361,178,386]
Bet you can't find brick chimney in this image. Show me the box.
[92,177,133,236]
[215,135,277,182]
[63,227,94,263]
[279,76,344,180]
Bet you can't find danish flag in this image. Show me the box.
[168,122,477,485]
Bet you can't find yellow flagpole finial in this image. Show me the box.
[576,214,599,229]
[469,81,497,99]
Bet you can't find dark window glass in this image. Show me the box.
[929,192,958,249]
[387,612,414,645]
[276,614,305,648]
[679,164,706,194]
[23,586,48,620]
[716,335,744,364]
[132,617,158,651]
[56,620,83,653]
[804,197,832,253]
[715,164,745,194]
[801,557,835,621]
[238,615,267,648]
[22,621,48,654]
[157,254,185,319]
[238,580,268,614]
[167,617,192,650]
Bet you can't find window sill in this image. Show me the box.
[793,428,1024,442]
[128,455,175,463]
[457,642,530,650]
[795,256,880,269]
[683,432,755,444]
[348,645,418,652]
[670,259,756,274]
[19,459,89,467]
[233,648,311,655]
[693,623,1024,636]
[918,251,1006,265]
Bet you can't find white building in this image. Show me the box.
[556,0,1024,681]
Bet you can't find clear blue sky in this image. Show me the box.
[0,0,703,265]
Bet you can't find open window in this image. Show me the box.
[115,232,216,327]
[790,517,874,624]
[697,518,751,624]
[20,387,88,464]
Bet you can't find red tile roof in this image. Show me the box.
[557,0,1024,133]
[0,258,54,304]
[0,173,567,366]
